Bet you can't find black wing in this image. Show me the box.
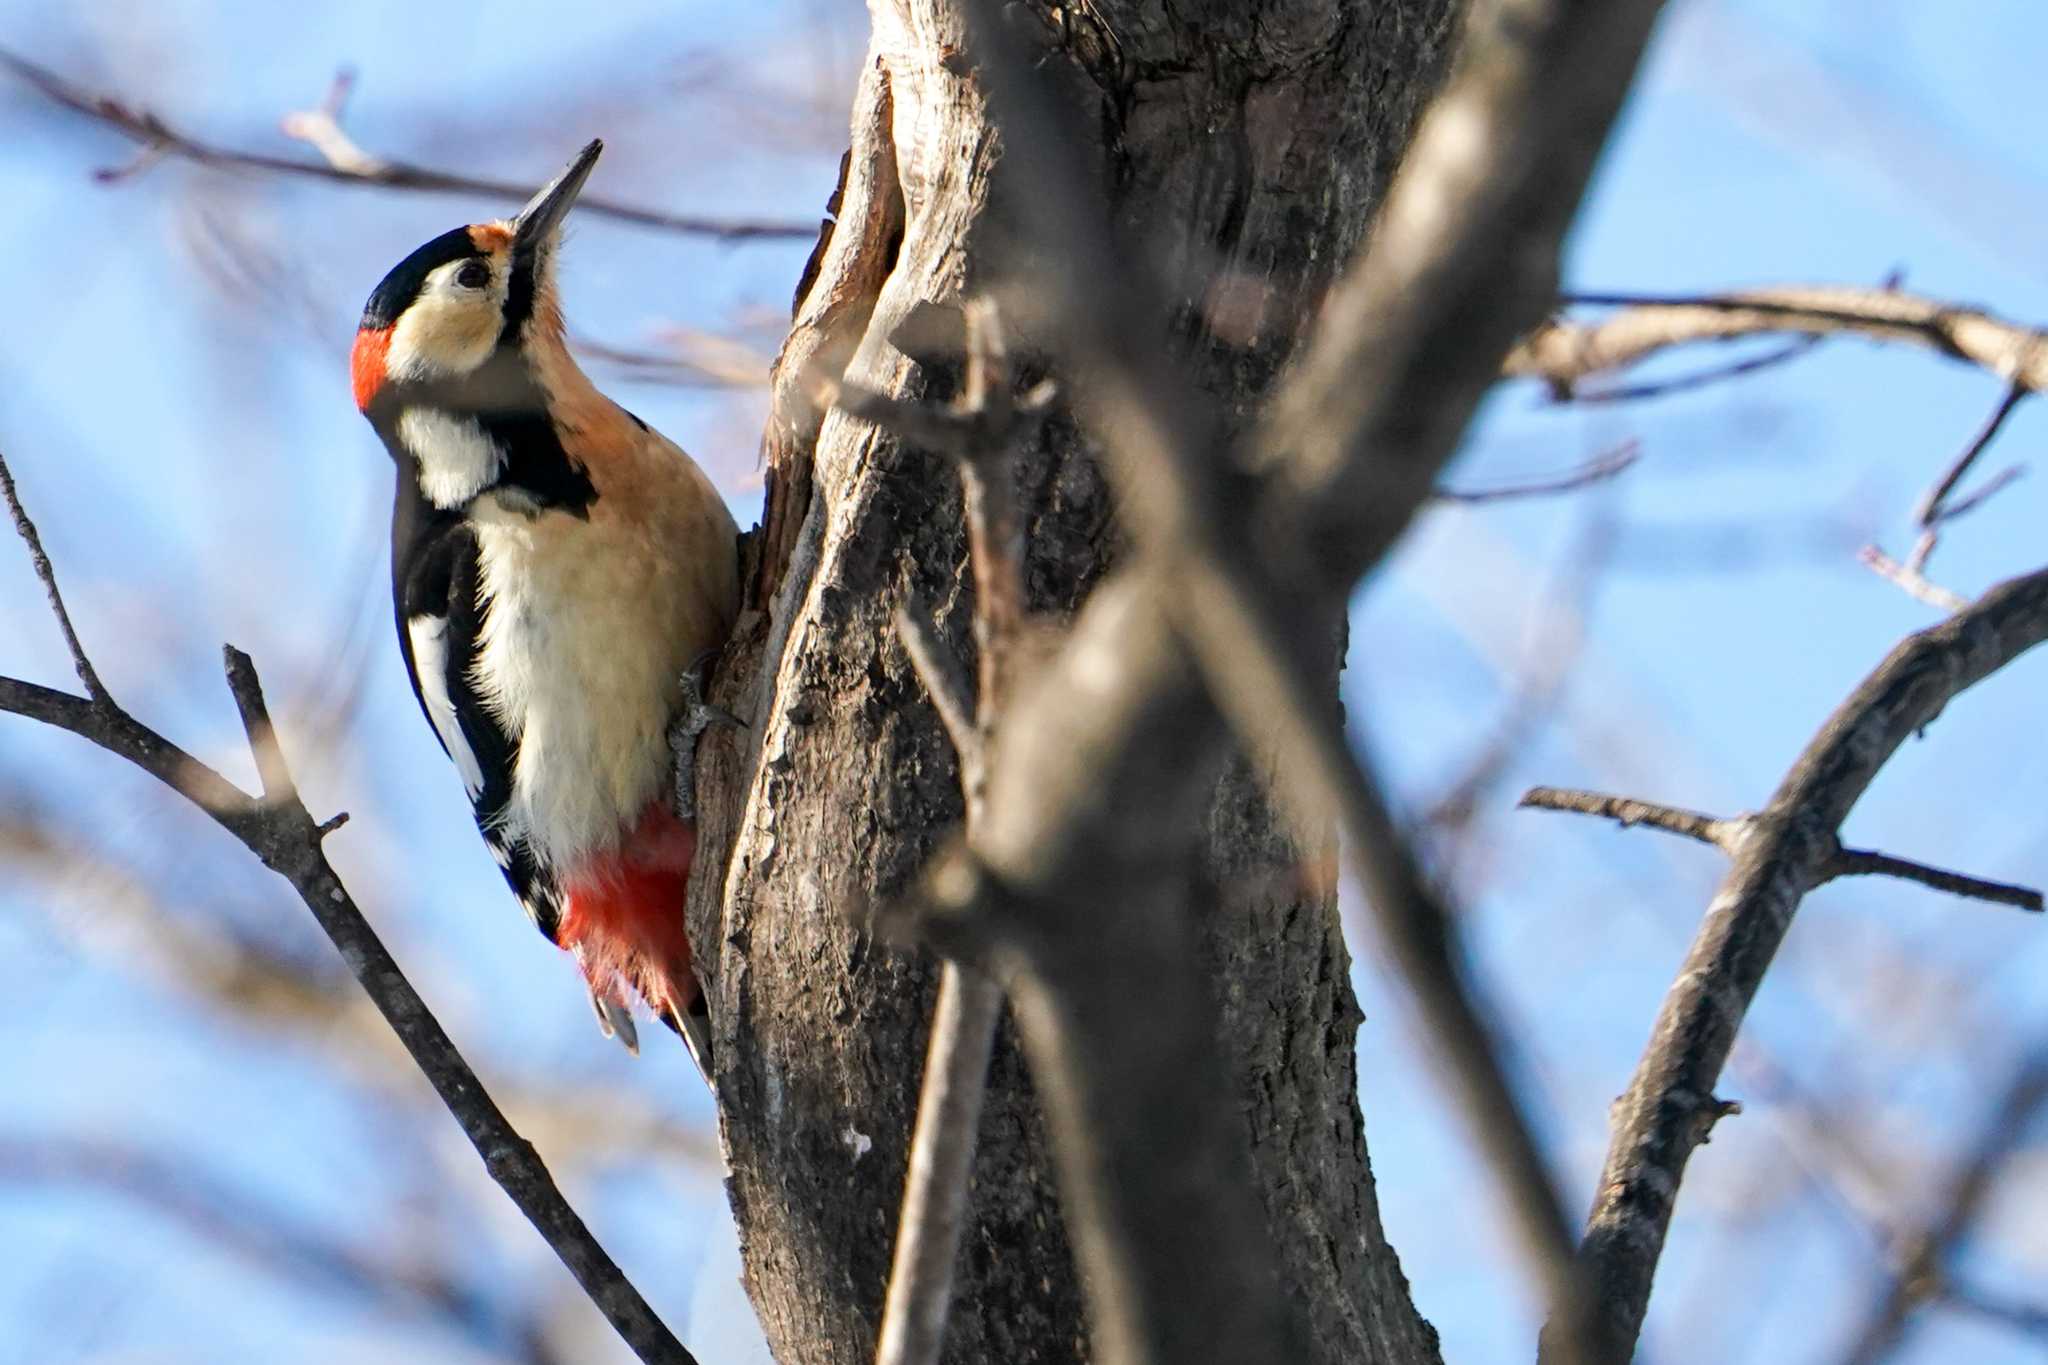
[391,491,562,942]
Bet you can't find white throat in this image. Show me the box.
[399,407,504,509]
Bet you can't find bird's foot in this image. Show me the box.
[668,648,745,822]
[589,986,641,1055]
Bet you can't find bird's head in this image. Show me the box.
[351,139,601,414]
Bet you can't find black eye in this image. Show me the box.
[455,260,490,290]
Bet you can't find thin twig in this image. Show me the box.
[1519,786,2042,913]
[893,594,978,778]
[1826,847,2043,912]
[2,48,812,243]
[1434,441,1640,504]
[868,300,1047,1365]
[1911,385,2028,541]
[1900,384,2031,581]
[875,965,1005,1365]
[0,452,109,704]
[1557,335,1822,403]
[0,452,697,1365]
[1859,546,1970,613]
[1518,786,1736,850]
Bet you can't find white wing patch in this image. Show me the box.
[407,613,485,796]
[399,407,503,509]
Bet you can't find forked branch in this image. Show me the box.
[1520,786,2041,911]
[1528,564,2048,1360]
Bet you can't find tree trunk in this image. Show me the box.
[687,3,1458,1361]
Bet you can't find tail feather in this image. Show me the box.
[667,999,716,1091]
[556,801,711,1087]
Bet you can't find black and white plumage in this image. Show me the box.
[352,141,739,1076]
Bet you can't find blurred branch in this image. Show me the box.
[1509,286,2048,396]
[1858,546,1970,612]
[1423,518,1610,852]
[1,48,813,243]
[1556,335,1823,403]
[885,0,1678,1360]
[1433,440,1639,504]
[1531,564,2048,1359]
[864,300,1048,1365]
[0,452,698,1365]
[574,330,772,389]
[1863,384,2030,608]
[4,810,717,1170]
[1943,1281,2048,1340]
[1839,1051,2048,1365]
[0,1135,563,1365]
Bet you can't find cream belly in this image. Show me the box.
[470,470,735,874]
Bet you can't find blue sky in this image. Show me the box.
[3,1,2045,1362]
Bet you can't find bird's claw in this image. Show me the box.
[669,648,745,821]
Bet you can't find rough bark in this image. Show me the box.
[688,4,1458,1361]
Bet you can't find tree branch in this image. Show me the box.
[1,47,813,243]
[0,452,698,1365]
[1551,564,2048,1361]
[1518,786,1736,849]
[1825,847,2043,912]
[1433,441,1640,505]
[947,0,1672,1358]
[1521,786,2043,913]
[861,301,1050,1365]
[1509,286,2048,396]
[0,451,108,704]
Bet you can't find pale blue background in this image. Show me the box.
[3,2,2044,1361]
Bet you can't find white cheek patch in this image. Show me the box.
[407,613,486,796]
[385,267,502,382]
[400,408,504,508]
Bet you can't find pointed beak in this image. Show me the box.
[512,139,602,256]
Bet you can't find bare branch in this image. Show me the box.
[1826,846,2043,912]
[1882,383,2033,595]
[1859,546,1970,613]
[1912,385,2028,540]
[1,48,813,243]
[1563,564,2048,1361]
[876,965,1005,1365]
[1434,441,1640,504]
[870,301,1046,1365]
[0,451,109,704]
[893,592,979,779]
[1509,286,2048,396]
[1520,787,2041,912]
[1559,335,1822,403]
[1518,786,1736,850]
[0,1135,542,1355]
[0,452,698,1365]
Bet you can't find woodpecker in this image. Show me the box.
[351,140,738,1080]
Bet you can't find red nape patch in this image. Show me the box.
[557,803,701,1025]
[350,326,393,411]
